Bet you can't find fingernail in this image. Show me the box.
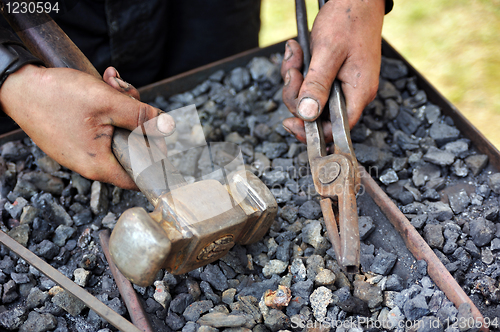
[114,77,129,89]
[157,113,176,136]
[284,70,291,86]
[115,68,121,79]
[282,124,293,135]
[284,42,293,61]
[298,98,319,120]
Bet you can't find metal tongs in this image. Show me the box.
[295,0,360,273]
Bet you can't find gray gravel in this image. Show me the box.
[0,52,499,332]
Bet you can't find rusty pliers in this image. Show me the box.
[295,0,360,273]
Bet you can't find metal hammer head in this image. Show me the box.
[109,170,277,286]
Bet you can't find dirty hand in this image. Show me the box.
[281,0,385,143]
[0,64,175,190]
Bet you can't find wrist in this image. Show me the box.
[0,64,45,118]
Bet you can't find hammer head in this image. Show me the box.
[109,170,277,286]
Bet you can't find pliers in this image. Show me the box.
[295,0,360,273]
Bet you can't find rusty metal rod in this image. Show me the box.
[359,167,488,332]
[99,230,154,332]
[0,230,142,332]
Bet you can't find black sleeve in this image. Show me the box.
[385,0,394,14]
[0,27,44,129]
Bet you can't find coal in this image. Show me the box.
[1,52,498,331]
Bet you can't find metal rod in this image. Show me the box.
[0,230,143,332]
[99,230,154,332]
[294,0,311,74]
[359,167,488,332]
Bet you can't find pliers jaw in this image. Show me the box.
[306,82,361,274]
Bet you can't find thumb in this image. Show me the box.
[297,43,346,121]
[104,92,176,137]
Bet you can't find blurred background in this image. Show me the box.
[259,0,500,149]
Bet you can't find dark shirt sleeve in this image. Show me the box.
[385,0,394,14]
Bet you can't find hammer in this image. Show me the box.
[1,7,278,286]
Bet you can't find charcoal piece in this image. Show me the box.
[8,223,30,247]
[412,163,441,187]
[392,157,408,172]
[363,114,384,130]
[424,104,441,124]
[488,173,500,194]
[332,287,370,317]
[465,154,488,176]
[447,189,470,214]
[0,306,27,330]
[35,240,59,260]
[484,206,499,221]
[383,98,400,120]
[401,202,426,214]
[298,201,321,220]
[378,79,400,99]
[396,110,421,135]
[197,312,249,329]
[201,264,228,291]
[403,90,427,109]
[280,205,298,223]
[51,289,86,316]
[424,224,444,249]
[429,122,460,147]
[224,67,250,92]
[443,139,469,157]
[238,274,280,299]
[261,170,288,186]
[410,214,428,229]
[350,123,371,142]
[248,57,280,85]
[422,188,441,201]
[171,294,194,314]
[426,201,453,221]
[403,294,429,320]
[379,169,399,185]
[370,248,397,275]
[5,197,28,219]
[262,142,288,159]
[209,70,225,82]
[2,280,18,303]
[469,217,495,247]
[72,209,92,226]
[358,216,375,240]
[353,280,383,309]
[166,310,186,330]
[385,274,404,292]
[423,146,455,166]
[353,143,380,164]
[183,300,214,322]
[451,159,468,177]
[393,130,419,150]
[452,247,472,271]
[290,280,313,306]
[381,57,408,80]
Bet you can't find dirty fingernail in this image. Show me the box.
[298,98,319,120]
[114,77,130,90]
[284,42,293,61]
[157,113,176,136]
[115,68,121,79]
[284,70,291,86]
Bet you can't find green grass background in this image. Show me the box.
[259,0,500,149]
